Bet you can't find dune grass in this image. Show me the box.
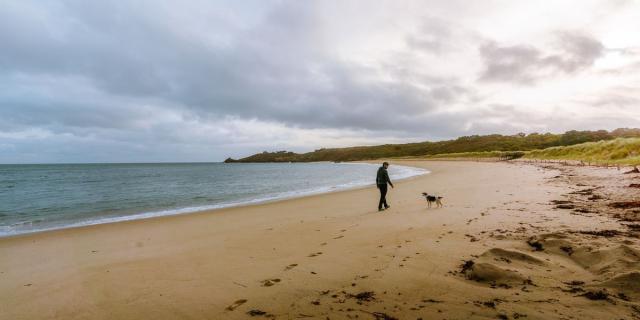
[227,129,640,163]
[411,138,640,166]
[420,151,516,159]
[523,138,640,165]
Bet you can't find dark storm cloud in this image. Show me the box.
[0,1,475,136]
[0,73,168,137]
[479,32,604,84]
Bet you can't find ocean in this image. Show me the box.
[0,162,427,236]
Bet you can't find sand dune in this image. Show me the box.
[1,160,639,319]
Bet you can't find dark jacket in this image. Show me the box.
[376,166,391,186]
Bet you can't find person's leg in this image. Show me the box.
[383,185,389,208]
[378,184,387,210]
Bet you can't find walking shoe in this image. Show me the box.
[378,208,385,212]
[384,205,390,209]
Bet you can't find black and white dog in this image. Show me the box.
[421,192,443,208]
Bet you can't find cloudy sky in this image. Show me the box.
[1,0,639,163]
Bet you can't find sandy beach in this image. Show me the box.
[1,160,639,320]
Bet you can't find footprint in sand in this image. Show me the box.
[261,279,281,287]
[226,299,248,311]
[284,264,298,271]
[247,309,275,317]
[333,235,344,240]
[308,252,323,257]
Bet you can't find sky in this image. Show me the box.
[1,0,639,163]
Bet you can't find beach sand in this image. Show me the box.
[1,161,639,320]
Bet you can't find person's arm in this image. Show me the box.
[385,170,394,188]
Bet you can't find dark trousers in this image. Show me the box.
[377,184,388,209]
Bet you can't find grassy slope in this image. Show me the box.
[226,129,640,164]
[418,151,508,159]
[227,129,640,163]
[523,138,640,165]
[413,138,640,165]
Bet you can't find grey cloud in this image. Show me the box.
[479,32,604,84]
[406,18,453,53]
[575,85,640,111]
[461,103,639,137]
[406,17,482,55]
[615,47,640,56]
[591,95,640,109]
[550,32,605,72]
[599,59,640,76]
[0,1,477,136]
[478,43,542,84]
[1,1,637,163]
[0,73,169,135]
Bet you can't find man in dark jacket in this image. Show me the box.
[376,162,394,211]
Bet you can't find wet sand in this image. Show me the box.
[1,160,639,320]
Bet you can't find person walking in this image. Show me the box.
[376,162,394,211]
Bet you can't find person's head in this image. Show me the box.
[383,162,389,168]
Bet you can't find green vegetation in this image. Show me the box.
[225,128,640,163]
[524,138,640,165]
[412,138,640,165]
[421,151,525,160]
[420,151,504,159]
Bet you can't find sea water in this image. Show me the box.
[0,162,427,236]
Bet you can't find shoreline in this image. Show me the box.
[2,160,638,320]
[0,162,427,239]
